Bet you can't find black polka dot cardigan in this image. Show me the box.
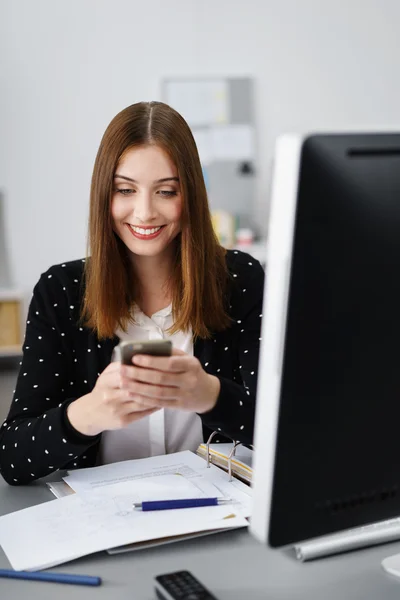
[0,250,264,485]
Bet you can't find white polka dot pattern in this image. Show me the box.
[0,250,264,484]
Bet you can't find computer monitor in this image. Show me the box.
[250,133,400,548]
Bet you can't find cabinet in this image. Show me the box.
[0,290,23,356]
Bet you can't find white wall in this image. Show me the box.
[1,0,400,296]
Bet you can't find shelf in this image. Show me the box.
[0,344,23,357]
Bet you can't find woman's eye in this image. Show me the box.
[115,188,134,196]
[158,190,177,198]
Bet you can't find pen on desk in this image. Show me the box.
[133,497,232,511]
[0,568,102,586]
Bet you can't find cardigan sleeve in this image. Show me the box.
[200,260,265,445]
[0,269,99,486]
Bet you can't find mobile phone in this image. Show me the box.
[113,339,172,365]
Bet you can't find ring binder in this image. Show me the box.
[205,432,254,482]
[228,441,243,482]
[205,431,225,467]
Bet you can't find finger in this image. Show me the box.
[101,388,135,405]
[114,388,168,409]
[128,394,180,410]
[129,381,182,400]
[125,406,161,423]
[132,354,191,373]
[102,387,158,407]
[121,365,180,387]
[119,397,160,414]
[99,366,126,390]
[99,360,122,377]
[122,407,161,426]
[171,348,185,356]
[101,361,121,375]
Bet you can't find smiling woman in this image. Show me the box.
[84,102,231,341]
[111,146,182,264]
[0,101,265,484]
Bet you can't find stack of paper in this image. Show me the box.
[0,451,251,571]
[196,443,253,484]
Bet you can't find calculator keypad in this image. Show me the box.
[155,570,218,600]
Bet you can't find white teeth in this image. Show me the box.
[130,226,162,236]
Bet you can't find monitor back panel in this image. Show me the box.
[269,134,400,547]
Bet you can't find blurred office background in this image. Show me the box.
[0,0,400,419]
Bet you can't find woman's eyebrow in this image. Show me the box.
[114,174,136,182]
[114,174,179,184]
[156,177,180,184]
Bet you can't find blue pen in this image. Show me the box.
[0,568,101,586]
[133,497,232,511]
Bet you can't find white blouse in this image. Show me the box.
[99,304,203,464]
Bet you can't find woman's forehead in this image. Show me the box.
[116,145,178,180]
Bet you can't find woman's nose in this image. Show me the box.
[133,192,158,222]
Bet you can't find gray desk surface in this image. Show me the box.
[2,476,400,599]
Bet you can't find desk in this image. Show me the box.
[2,476,400,600]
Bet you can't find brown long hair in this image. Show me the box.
[82,101,231,340]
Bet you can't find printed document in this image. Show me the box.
[0,451,250,571]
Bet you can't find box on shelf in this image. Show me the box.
[0,290,23,356]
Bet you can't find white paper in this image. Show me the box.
[165,80,229,127]
[64,451,252,517]
[210,125,255,161]
[0,493,247,571]
[64,451,213,495]
[47,477,229,555]
[71,474,222,513]
[107,528,229,555]
[45,476,243,558]
[0,452,251,571]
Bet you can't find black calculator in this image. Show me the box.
[154,570,218,600]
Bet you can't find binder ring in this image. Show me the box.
[205,431,223,468]
[205,431,236,481]
[228,442,254,481]
[205,432,254,482]
[228,440,242,482]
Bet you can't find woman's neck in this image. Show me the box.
[130,251,174,318]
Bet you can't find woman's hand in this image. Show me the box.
[124,348,221,414]
[66,361,161,437]
[67,349,220,436]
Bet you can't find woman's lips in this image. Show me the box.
[126,224,166,240]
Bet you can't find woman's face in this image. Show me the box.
[111,145,182,260]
